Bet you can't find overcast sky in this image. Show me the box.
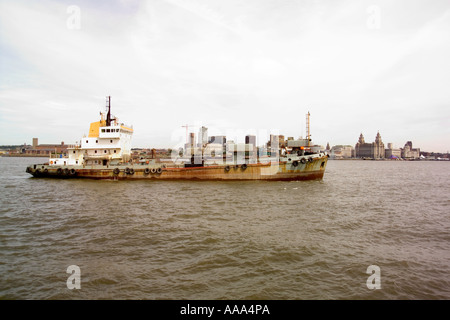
[0,0,449,152]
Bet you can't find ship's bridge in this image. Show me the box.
[99,126,121,138]
[99,125,133,138]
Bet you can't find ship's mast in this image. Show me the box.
[106,96,112,126]
[306,111,311,147]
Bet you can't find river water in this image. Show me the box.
[1,157,449,300]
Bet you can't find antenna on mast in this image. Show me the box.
[106,96,111,126]
[306,111,311,147]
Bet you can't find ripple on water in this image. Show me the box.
[1,157,450,299]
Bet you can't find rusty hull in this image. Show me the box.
[26,155,328,181]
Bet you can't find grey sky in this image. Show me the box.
[0,0,449,152]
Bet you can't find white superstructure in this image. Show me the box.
[48,96,133,166]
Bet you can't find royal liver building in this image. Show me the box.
[355,132,385,159]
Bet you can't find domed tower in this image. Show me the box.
[358,133,365,144]
[355,133,365,157]
[374,131,385,158]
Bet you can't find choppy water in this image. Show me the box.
[1,156,449,300]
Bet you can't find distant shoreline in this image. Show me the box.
[0,154,49,157]
[330,158,448,161]
[1,154,447,162]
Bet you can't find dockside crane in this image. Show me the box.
[181,124,197,145]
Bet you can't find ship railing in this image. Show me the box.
[84,154,114,159]
[67,144,81,149]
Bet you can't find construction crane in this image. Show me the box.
[181,124,197,145]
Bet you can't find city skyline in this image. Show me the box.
[1,0,449,152]
[4,130,430,155]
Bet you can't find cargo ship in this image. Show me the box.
[26,97,328,181]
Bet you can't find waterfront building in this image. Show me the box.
[198,126,208,147]
[268,134,279,156]
[278,135,286,148]
[185,132,196,155]
[245,135,256,148]
[385,143,402,159]
[355,132,385,159]
[245,135,257,162]
[330,145,354,159]
[402,141,420,159]
[23,138,69,156]
[209,136,226,145]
